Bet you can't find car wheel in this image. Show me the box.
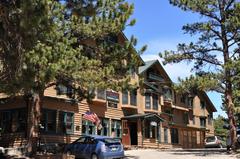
[91,153,98,159]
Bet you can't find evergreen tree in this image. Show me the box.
[0,0,145,155]
[160,0,240,149]
[214,115,228,139]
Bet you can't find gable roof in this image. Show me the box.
[199,91,217,112]
[139,59,172,83]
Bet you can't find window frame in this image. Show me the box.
[130,90,137,106]
[122,90,129,105]
[145,93,151,109]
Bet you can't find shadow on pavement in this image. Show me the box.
[124,155,140,159]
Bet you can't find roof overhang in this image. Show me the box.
[122,113,164,122]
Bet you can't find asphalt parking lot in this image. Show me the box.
[124,149,239,159]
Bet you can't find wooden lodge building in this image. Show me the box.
[0,33,216,149]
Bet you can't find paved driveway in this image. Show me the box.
[124,149,238,159]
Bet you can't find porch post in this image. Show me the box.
[142,118,145,147]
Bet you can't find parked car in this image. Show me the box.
[205,136,225,148]
[64,135,124,159]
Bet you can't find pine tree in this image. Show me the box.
[160,0,240,150]
[0,0,144,156]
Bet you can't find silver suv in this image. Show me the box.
[205,136,224,148]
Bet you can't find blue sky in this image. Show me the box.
[124,0,226,118]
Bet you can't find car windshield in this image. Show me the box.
[206,136,216,142]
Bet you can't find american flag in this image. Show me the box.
[83,111,102,130]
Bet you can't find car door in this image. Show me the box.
[83,137,97,159]
[73,136,87,158]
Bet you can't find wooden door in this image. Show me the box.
[122,120,130,146]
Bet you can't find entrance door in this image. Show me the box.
[129,122,138,145]
[122,120,130,146]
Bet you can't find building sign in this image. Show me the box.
[106,91,119,102]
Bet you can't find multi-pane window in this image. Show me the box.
[130,90,137,106]
[122,90,128,105]
[200,117,206,127]
[82,119,96,135]
[0,109,27,133]
[57,111,74,134]
[164,128,168,143]
[152,94,158,110]
[41,109,56,133]
[97,118,110,136]
[111,120,122,137]
[171,128,179,144]
[145,93,151,109]
[65,112,74,134]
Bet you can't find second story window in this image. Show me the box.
[208,113,213,125]
[200,101,206,109]
[200,117,206,128]
[130,90,137,106]
[97,89,106,100]
[188,97,194,108]
[152,94,158,110]
[145,93,151,109]
[122,90,128,105]
[183,112,189,124]
[163,87,172,101]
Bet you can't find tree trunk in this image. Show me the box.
[226,91,237,150]
[26,91,44,157]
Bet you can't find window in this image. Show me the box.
[145,93,151,109]
[97,118,110,136]
[122,90,128,105]
[152,94,158,110]
[144,120,157,139]
[180,95,186,103]
[0,109,27,133]
[200,101,206,109]
[108,101,118,108]
[97,89,106,100]
[208,113,213,125]
[130,90,137,106]
[56,83,74,97]
[65,112,74,134]
[111,120,122,137]
[200,117,206,127]
[163,88,172,101]
[171,128,179,144]
[41,109,57,133]
[129,67,136,78]
[188,97,193,108]
[56,111,74,134]
[183,112,189,124]
[164,128,168,143]
[193,116,195,125]
[82,119,96,135]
